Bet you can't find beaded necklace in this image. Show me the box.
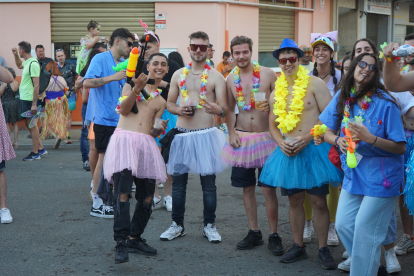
[180,60,212,108]
[115,89,162,113]
[342,87,372,128]
[233,61,261,111]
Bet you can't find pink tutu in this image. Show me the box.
[0,102,15,161]
[221,130,277,168]
[103,129,167,184]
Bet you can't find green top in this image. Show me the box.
[20,57,40,101]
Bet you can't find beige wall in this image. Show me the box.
[0,3,51,76]
[155,2,259,66]
[393,2,414,27]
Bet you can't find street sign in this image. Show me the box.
[155,13,166,29]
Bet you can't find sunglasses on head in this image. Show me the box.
[55,49,64,52]
[118,37,133,47]
[357,60,375,71]
[190,44,208,52]
[278,57,298,65]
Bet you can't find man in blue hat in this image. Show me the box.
[258,38,342,270]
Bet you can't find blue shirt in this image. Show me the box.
[83,51,125,126]
[319,90,406,197]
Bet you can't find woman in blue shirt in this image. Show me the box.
[319,53,406,276]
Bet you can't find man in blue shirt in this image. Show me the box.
[84,28,134,219]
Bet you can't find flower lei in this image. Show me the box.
[180,60,211,108]
[115,89,162,113]
[273,66,309,133]
[342,87,372,129]
[234,61,260,111]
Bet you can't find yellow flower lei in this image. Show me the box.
[273,66,310,133]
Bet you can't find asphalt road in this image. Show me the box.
[1,130,413,276]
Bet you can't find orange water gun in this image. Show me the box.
[310,124,327,138]
[126,47,139,83]
[344,128,357,168]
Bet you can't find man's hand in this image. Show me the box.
[229,131,242,148]
[131,73,148,93]
[258,99,270,112]
[11,47,18,56]
[112,70,127,81]
[200,100,222,115]
[382,42,400,59]
[224,65,231,73]
[291,135,312,154]
[31,104,37,116]
[279,140,294,156]
[177,106,193,117]
[159,119,169,133]
[104,37,110,44]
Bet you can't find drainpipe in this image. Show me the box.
[225,2,229,51]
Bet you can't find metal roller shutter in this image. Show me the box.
[51,2,155,43]
[259,1,295,52]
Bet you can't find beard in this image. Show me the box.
[405,56,414,65]
[236,58,251,69]
[190,52,207,63]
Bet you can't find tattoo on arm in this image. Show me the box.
[92,79,105,86]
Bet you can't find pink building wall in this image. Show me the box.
[0,3,52,76]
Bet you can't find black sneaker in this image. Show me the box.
[128,238,157,255]
[23,152,41,161]
[318,247,337,270]
[378,265,389,276]
[237,230,264,250]
[280,243,308,263]
[90,205,114,218]
[83,160,90,171]
[115,240,129,264]
[268,233,284,256]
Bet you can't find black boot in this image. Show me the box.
[268,233,284,256]
[115,240,129,264]
[128,238,157,256]
[237,230,264,250]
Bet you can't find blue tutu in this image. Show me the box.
[155,109,178,146]
[259,141,343,189]
[404,130,414,215]
[404,130,414,164]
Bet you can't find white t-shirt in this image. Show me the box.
[380,78,414,115]
[309,68,342,97]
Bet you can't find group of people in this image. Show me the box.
[2,18,414,276]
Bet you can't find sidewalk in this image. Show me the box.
[11,129,82,147]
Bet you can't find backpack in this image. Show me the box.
[29,60,52,95]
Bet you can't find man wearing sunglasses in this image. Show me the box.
[160,31,228,244]
[299,45,314,71]
[259,39,340,270]
[223,35,284,255]
[83,28,134,219]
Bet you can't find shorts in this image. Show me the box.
[68,94,77,111]
[281,184,330,197]
[20,100,33,115]
[0,160,5,172]
[231,167,274,188]
[94,123,116,153]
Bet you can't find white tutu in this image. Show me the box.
[167,127,228,176]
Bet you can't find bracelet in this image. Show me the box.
[334,136,340,146]
[371,136,378,145]
[133,88,140,97]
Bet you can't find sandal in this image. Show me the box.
[12,142,18,148]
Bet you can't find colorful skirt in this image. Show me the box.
[40,96,70,140]
[404,129,414,164]
[259,141,343,189]
[404,129,414,215]
[0,103,16,161]
[103,129,167,184]
[167,127,228,176]
[221,130,277,168]
[155,109,177,147]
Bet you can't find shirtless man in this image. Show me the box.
[159,31,228,243]
[103,53,169,264]
[258,39,341,270]
[221,36,283,255]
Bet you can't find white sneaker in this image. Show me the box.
[385,249,402,273]
[132,184,136,192]
[160,221,186,241]
[163,195,172,212]
[327,222,339,246]
[0,208,13,223]
[153,196,162,210]
[338,256,351,271]
[203,223,221,243]
[90,205,114,218]
[303,220,313,243]
[342,250,349,259]
[394,234,414,255]
[158,183,164,189]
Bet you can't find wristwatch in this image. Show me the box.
[165,83,170,90]
[218,107,225,117]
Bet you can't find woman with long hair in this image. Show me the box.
[319,53,406,275]
[40,61,70,147]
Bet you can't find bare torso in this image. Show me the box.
[404,116,414,131]
[227,66,276,132]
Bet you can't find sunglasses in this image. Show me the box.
[278,57,298,65]
[118,37,133,47]
[55,49,64,52]
[231,36,248,43]
[357,60,375,71]
[190,44,208,52]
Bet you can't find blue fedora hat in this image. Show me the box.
[273,39,304,59]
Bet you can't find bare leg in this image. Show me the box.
[0,172,7,209]
[384,243,394,250]
[243,185,258,230]
[288,192,306,246]
[12,123,19,144]
[399,193,413,236]
[67,111,72,138]
[25,119,43,153]
[164,174,172,197]
[93,152,104,193]
[261,187,279,233]
[6,123,10,136]
[308,194,330,249]
[154,185,159,199]
[89,139,98,179]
